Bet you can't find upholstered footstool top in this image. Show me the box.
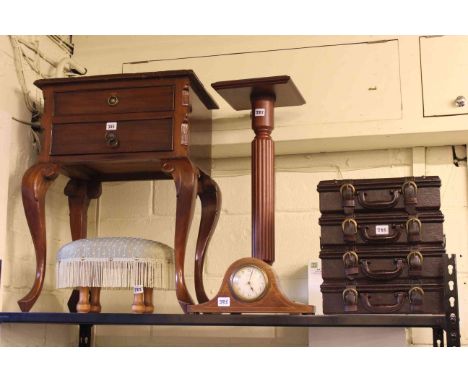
[56,237,175,289]
[56,237,175,313]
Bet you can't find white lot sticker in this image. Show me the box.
[133,285,144,294]
[106,122,117,131]
[254,108,265,117]
[375,225,390,235]
[217,297,230,307]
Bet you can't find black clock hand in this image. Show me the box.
[247,269,255,291]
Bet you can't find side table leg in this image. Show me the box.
[162,158,198,312]
[64,179,102,312]
[18,163,60,312]
[194,171,221,303]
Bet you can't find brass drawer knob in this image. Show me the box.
[105,132,119,148]
[107,95,119,106]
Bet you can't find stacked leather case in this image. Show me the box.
[318,176,445,314]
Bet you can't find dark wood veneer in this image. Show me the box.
[19,70,220,313]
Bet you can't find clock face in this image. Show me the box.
[230,265,269,302]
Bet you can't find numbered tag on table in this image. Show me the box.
[106,122,117,131]
[375,225,390,235]
[217,297,230,307]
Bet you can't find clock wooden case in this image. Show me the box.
[188,257,315,314]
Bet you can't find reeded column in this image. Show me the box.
[212,75,305,267]
[251,95,275,264]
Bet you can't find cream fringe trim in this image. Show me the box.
[56,258,175,290]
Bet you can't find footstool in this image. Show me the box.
[56,237,175,313]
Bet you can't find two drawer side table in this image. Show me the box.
[20,70,220,313]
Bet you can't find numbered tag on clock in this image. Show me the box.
[217,297,230,307]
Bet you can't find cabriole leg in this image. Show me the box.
[194,171,221,303]
[18,163,60,312]
[161,158,198,312]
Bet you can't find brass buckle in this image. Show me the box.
[342,251,359,264]
[342,218,358,234]
[406,217,422,233]
[342,287,359,301]
[402,180,418,194]
[340,183,356,195]
[407,251,424,265]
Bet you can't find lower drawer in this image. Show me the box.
[321,283,444,314]
[51,118,173,155]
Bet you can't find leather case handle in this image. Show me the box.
[342,288,359,312]
[344,287,425,313]
[343,251,359,278]
[361,292,406,313]
[360,259,404,280]
[406,217,422,243]
[340,183,355,214]
[357,190,400,209]
[342,218,358,242]
[359,225,402,243]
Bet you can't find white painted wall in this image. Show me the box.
[0,36,97,346]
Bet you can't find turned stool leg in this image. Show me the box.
[144,288,154,313]
[132,291,146,314]
[77,287,91,313]
[90,287,101,313]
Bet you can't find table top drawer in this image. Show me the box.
[51,118,173,156]
[53,85,174,116]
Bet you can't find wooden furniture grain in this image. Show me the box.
[19,70,221,313]
[188,76,313,315]
[189,257,314,314]
[212,76,305,264]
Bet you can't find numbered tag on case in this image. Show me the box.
[375,225,390,235]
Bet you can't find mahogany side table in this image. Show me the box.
[20,70,221,313]
[212,76,305,264]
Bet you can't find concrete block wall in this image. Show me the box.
[0,36,97,346]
